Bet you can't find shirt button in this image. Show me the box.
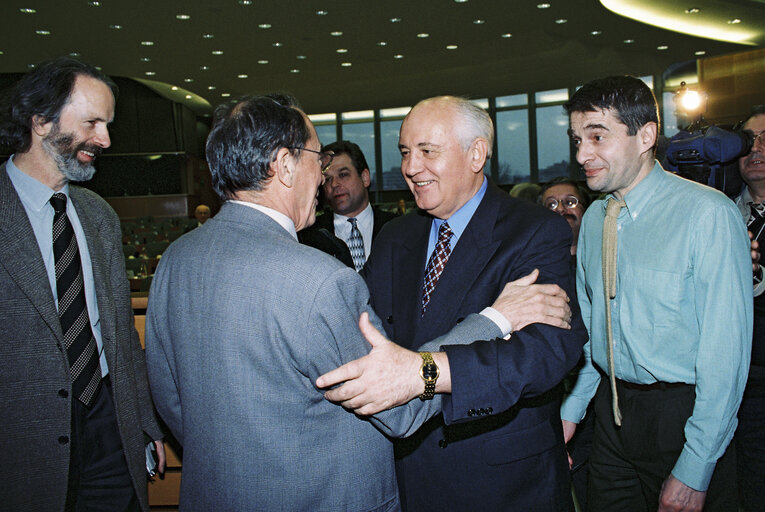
[58,436,69,445]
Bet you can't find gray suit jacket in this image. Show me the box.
[146,202,499,511]
[0,163,163,512]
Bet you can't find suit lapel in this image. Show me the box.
[0,164,64,341]
[70,187,118,368]
[391,212,430,349]
[414,184,504,343]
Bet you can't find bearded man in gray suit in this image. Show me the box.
[145,94,572,511]
[0,57,164,511]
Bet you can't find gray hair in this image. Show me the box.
[413,96,494,158]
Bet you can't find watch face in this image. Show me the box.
[422,363,438,381]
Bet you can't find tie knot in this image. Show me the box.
[605,198,626,218]
[348,217,358,227]
[438,222,453,242]
[50,193,67,214]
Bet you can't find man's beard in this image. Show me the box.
[41,124,102,182]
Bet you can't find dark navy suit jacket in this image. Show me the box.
[363,181,587,511]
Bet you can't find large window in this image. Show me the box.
[535,89,570,183]
[340,111,377,190]
[380,119,406,190]
[496,93,530,184]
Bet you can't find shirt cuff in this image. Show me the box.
[671,446,718,492]
[480,307,512,339]
[560,394,591,424]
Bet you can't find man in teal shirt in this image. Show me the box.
[560,76,751,511]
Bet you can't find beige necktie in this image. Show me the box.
[603,197,626,426]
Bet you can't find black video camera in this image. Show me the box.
[663,124,754,197]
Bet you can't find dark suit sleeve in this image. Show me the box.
[440,216,588,425]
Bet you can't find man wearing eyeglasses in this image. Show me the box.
[733,104,765,512]
[540,177,591,258]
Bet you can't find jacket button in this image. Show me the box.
[58,389,68,398]
[487,407,493,414]
[58,436,69,445]
[478,408,485,415]
[438,439,448,448]
[386,316,393,324]
[467,409,476,416]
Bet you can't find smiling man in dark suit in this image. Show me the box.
[0,57,164,511]
[318,95,587,511]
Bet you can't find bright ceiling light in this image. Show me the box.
[537,3,551,8]
[259,24,271,29]
[141,41,154,46]
[221,93,231,97]
[272,42,283,47]
[203,34,214,39]
[657,45,669,50]
[501,33,512,38]
[685,8,700,14]
[176,14,190,20]
[377,41,387,46]
[473,19,485,24]
[145,71,156,76]
[336,48,348,53]
[36,30,50,35]
[446,44,458,50]
[237,74,248,78]
[184,78,194,82]
[555,18,567,24]
[212,50,223,55]
[417,33,429,38]
[290,69,300,73]
[694,50,706,56]
[316,10,328,15]
[185,95,192,99]
[390,17,401,22]
[393,54,404,59]
[20,8,36,14]
[258,60,269,64]
[110,24,122,29]
[341,62,352,67]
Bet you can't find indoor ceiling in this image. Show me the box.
[0,0,763,116]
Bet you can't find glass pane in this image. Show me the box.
[340,122,377,191]
[380,106,411,118]
[496,110,531,184]
[640,75,654,90]
[662,91,680,137]
[536,105,571,182]
[315,124,337,147]
[496,93,528,108]
[381,119,408,190]
[535,88,568,104]
[308,113,336,123]
[341,110,374,121]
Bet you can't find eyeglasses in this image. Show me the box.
[288,147,334,172]
[751,130,765,148]
[544,195,580,210]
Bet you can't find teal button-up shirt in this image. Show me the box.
[560,162,752,491]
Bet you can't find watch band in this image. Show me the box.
[419,351,439,401]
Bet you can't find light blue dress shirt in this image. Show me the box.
[560,162,752,491]
[426,176,488,259]
[6,157,109,376]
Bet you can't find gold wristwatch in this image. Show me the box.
[419,352,439,400]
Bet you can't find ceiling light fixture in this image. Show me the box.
[176,14,190,20]
[202,33,214,39]
[331,31,343,36]
[212,50,223,55]
[728,18,741,24]
[290,69,300,73]
[454,0,468,3]
[685,8,700,14]
[341,62,352,67]
[109,24,122,30]
[145,71,156,76]
[417,33,429,38]
[446,45,458,50]
[171,86,178,91]
[184,78,194,82]
[141,41,154,46]
[140,57,151,62]
[259,23,271,29]
[237,74,248,78]
[694,50,706,55]
[20,8,36,14]
[377,41,387,46]
[238,0,252,5]
[473,19,485,24]
[185,95,192,99]
[208,86,216,90]
[272,42,283,47]
[590,30,602,35]
[69,52,80,57]
[501,33,512,38]
[657,45,669,50]
[200,65,210,70]
[394,54,404,59]
[296,55,307,60]
[35,30,50,35]
[88,1,101,6]
[336,48,348,53]
[623,39,634,43]
[390,17,402,22]
[537,3,551,8]
[221,93,231,97]
[555,18,567,24]
[316,10,328,15]
[257,60,269,64]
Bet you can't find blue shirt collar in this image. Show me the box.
[6,155,70,212]
[432,176,488,242]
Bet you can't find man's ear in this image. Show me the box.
[469,138,490,174]
[361,168,371,188]
[32,115,52,137]
[274,147,296,188]
[638,121,658,154]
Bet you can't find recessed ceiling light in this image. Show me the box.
[69,52,80,57]
[238,0,252,5]
[694,50,706,56]
[341,62,352,67]
[394,54,404,59]
[145,71,156,76]
[35,30,50,35]
[272,42,283,47]
[200,65,210,70]
[316,10,328,15]
[454,0,468,3]
[20,8,36,14]
[377,41,387,46]
[185,95,192,99]
[590,30,602,35]
[331,31,343,36]
[221,93,231,97]
[237,74,248,78]
[212,50,223,55]
[0,51,4,55]
[728,18,741,24]
[184,78,194,82]
[417,33,429,38]
[446,45,458,50]
[259,23,271,29]
[685,8,700,14]
[109,24,122,30]
[501,33,512,38]
[657,45,669,50]
[623,39,635,43]
[141,41,154,46]
[140,57,151,62]
[208,86,216,90]
[88,1,101,6]
[555,18,567,24]
[171,86,178,91]
[296,55,307,60]
[176,14,190,20]
[257,60,269,64]
[473,19,485,24]
[290,69,300,73]
[27,64,36,69]
[390,17,402,23]
[202,33,214,39]
[537,3,551,8]
[336,48,348,53]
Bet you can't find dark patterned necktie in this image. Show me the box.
[748,202,765,249]
[421,222,453,316]
[347,217,365,271]
[50,193,102,407]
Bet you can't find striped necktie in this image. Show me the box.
[50,193,102,407]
